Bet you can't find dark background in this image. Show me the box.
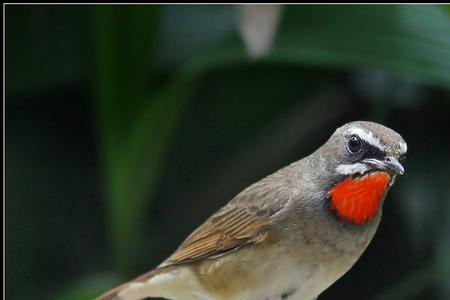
[5,4,450,300]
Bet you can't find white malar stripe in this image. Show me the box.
[346,127,384,151]
[336,163,369,175]
[399,141,407,154]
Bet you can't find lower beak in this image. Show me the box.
[363,156,405,175]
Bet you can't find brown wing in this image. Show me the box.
[94,205,272,300]
[96,172,293,300]
[164,203,274,265]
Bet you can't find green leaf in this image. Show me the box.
[179,5,450,90]
[92,5,185,276]
[442,5,450,16]
[105,77,194,276]
[269,5,450,89]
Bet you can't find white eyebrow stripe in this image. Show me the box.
[347,127,384,151]
[399,141,407,154]
[336,163,369,175]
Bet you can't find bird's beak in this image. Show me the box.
[363,156,405,175]
[383,156,404,175]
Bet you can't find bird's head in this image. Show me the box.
[317,121,407,225]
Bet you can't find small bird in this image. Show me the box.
[97,121,407,300]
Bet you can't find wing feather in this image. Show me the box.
[165,204,273,264]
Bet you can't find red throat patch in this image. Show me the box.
[328,171,390,225]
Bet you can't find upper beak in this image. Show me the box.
[363,156,405,175]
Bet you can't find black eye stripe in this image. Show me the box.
[362,143,385,160]
[346,134,387,160]
[346,135,385,158]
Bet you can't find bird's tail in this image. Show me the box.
[95,267,169,300]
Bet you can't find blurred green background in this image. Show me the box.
[5,4,450,300]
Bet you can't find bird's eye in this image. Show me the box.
[348,135,362,152]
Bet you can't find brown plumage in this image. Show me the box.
[96,172,290,300]
[167,205,271,263]
[96,121,407,300]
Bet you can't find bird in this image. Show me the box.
[96,121,407,300]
